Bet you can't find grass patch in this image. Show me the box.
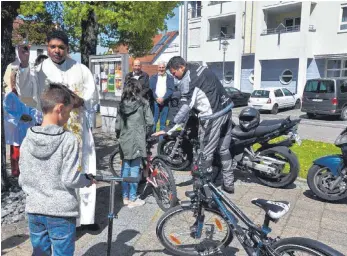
[254,138,340,179]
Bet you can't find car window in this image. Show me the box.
[274,89,284,97]
[304,80,319,93]
[225,87,238,93]
[251,90,270,98]
[282,88,293,96]
[338,80,347,93]
[319,80,335,93]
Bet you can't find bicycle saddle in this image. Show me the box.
[146,137,158,145]
[251,198,290,220]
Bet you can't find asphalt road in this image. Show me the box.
[232,106,345,144]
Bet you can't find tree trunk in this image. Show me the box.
[80,8,98,67]
[1,2,20,191]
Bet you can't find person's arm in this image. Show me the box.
[144,102,154,136]
[61,136,93,189]
[80,64,99,112]
[149,75,158,100]
[163,77,174,101]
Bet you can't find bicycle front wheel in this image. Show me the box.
[108,144,121,177]
[151,158,178,212]
[272,237,344,256]
[156,205,233,256]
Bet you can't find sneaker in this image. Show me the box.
[123,198,129,205]
[128,198,146,208]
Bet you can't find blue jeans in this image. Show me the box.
[28,214,76,256]
[153,102,169,132]
[122,158,141,201]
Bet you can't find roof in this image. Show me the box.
[113,31,178,65]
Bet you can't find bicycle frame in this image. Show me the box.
[188,150,279,255]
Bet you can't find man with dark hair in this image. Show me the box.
[154,56,235,193]
[17,30,100,229]
[19,83,95,256]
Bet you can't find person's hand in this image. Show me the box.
[20,114,33,122]
[157,98,164,105]
[85,174,96,187]
[152,130,166,137]
[17,45,31,68]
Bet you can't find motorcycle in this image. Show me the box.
[307,127,347,202]
[158,113,302,188]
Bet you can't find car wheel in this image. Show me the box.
[271,104,279,115]
[307,113,315,119]
[341,106,347,121]
[294,99,301,109]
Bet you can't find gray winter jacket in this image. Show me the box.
[18,125,91,218]
[115,99,154,160]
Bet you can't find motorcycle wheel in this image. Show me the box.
[307,164,347,202]
[254,146,299,188]
[157,138,192,171]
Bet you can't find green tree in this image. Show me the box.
[63,1,179,65]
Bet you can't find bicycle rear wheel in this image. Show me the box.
[272,237,344,256]
[109,144,121,177]
[156,205,233,256]
[151,158,178,212]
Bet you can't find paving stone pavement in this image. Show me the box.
[2,121,347,255]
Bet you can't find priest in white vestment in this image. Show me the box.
[16,30,99,228]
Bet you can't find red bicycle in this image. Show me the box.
[109,137,177,211]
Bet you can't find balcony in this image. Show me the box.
[208,33,235,41]
[261,25,316,35]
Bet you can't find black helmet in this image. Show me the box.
[239,107,260,132]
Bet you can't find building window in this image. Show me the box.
[249,70,254,84]
[340,5,347,31]
[37,49,44,55]
[190,1,202,19]
[326,59,347,78]
[189,27,201,47]
[280,69,293,84]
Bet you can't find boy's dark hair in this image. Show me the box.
[166,56,187,70]
[40,83,72,114]
[35,54,48,66]
[47,30,69,46]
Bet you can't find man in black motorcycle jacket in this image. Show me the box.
[153,56,236,193]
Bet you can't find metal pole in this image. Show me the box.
[183,1,188,60]
[107,180,116,256]
[222,49,225,86]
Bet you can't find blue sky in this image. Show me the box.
[71,7,179,62]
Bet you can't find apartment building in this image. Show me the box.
[179,1,347,95]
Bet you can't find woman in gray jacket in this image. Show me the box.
[115,79,154,208]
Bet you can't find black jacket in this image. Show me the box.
[125,71,152,101]
[173,63,233,124]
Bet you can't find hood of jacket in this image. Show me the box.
[119,100,143,116]
[25,125,67,159]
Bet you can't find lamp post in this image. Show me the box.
[221,40,229,86]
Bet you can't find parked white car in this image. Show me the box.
[248,87,301,114]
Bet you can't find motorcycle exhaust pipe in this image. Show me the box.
[242,159,277,174]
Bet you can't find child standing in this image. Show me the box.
[116,79,154,208]
[19,83,94,256]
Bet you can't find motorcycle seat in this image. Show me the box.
[231,119,285,140]
[251,198,290,220]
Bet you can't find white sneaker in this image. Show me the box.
[128,198,146,208]
[123,198,129,205]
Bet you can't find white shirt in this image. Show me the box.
[156,74,167,98]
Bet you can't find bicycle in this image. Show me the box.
[156,150,344,255]
[109,136,178,211]
[92,174,139,256]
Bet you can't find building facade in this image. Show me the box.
[180,1,347,95]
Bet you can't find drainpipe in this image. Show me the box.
[243,1,246,54]
[250,1,254,53]
[182,1,188,60]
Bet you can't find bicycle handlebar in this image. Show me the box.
[91,175,140,183]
